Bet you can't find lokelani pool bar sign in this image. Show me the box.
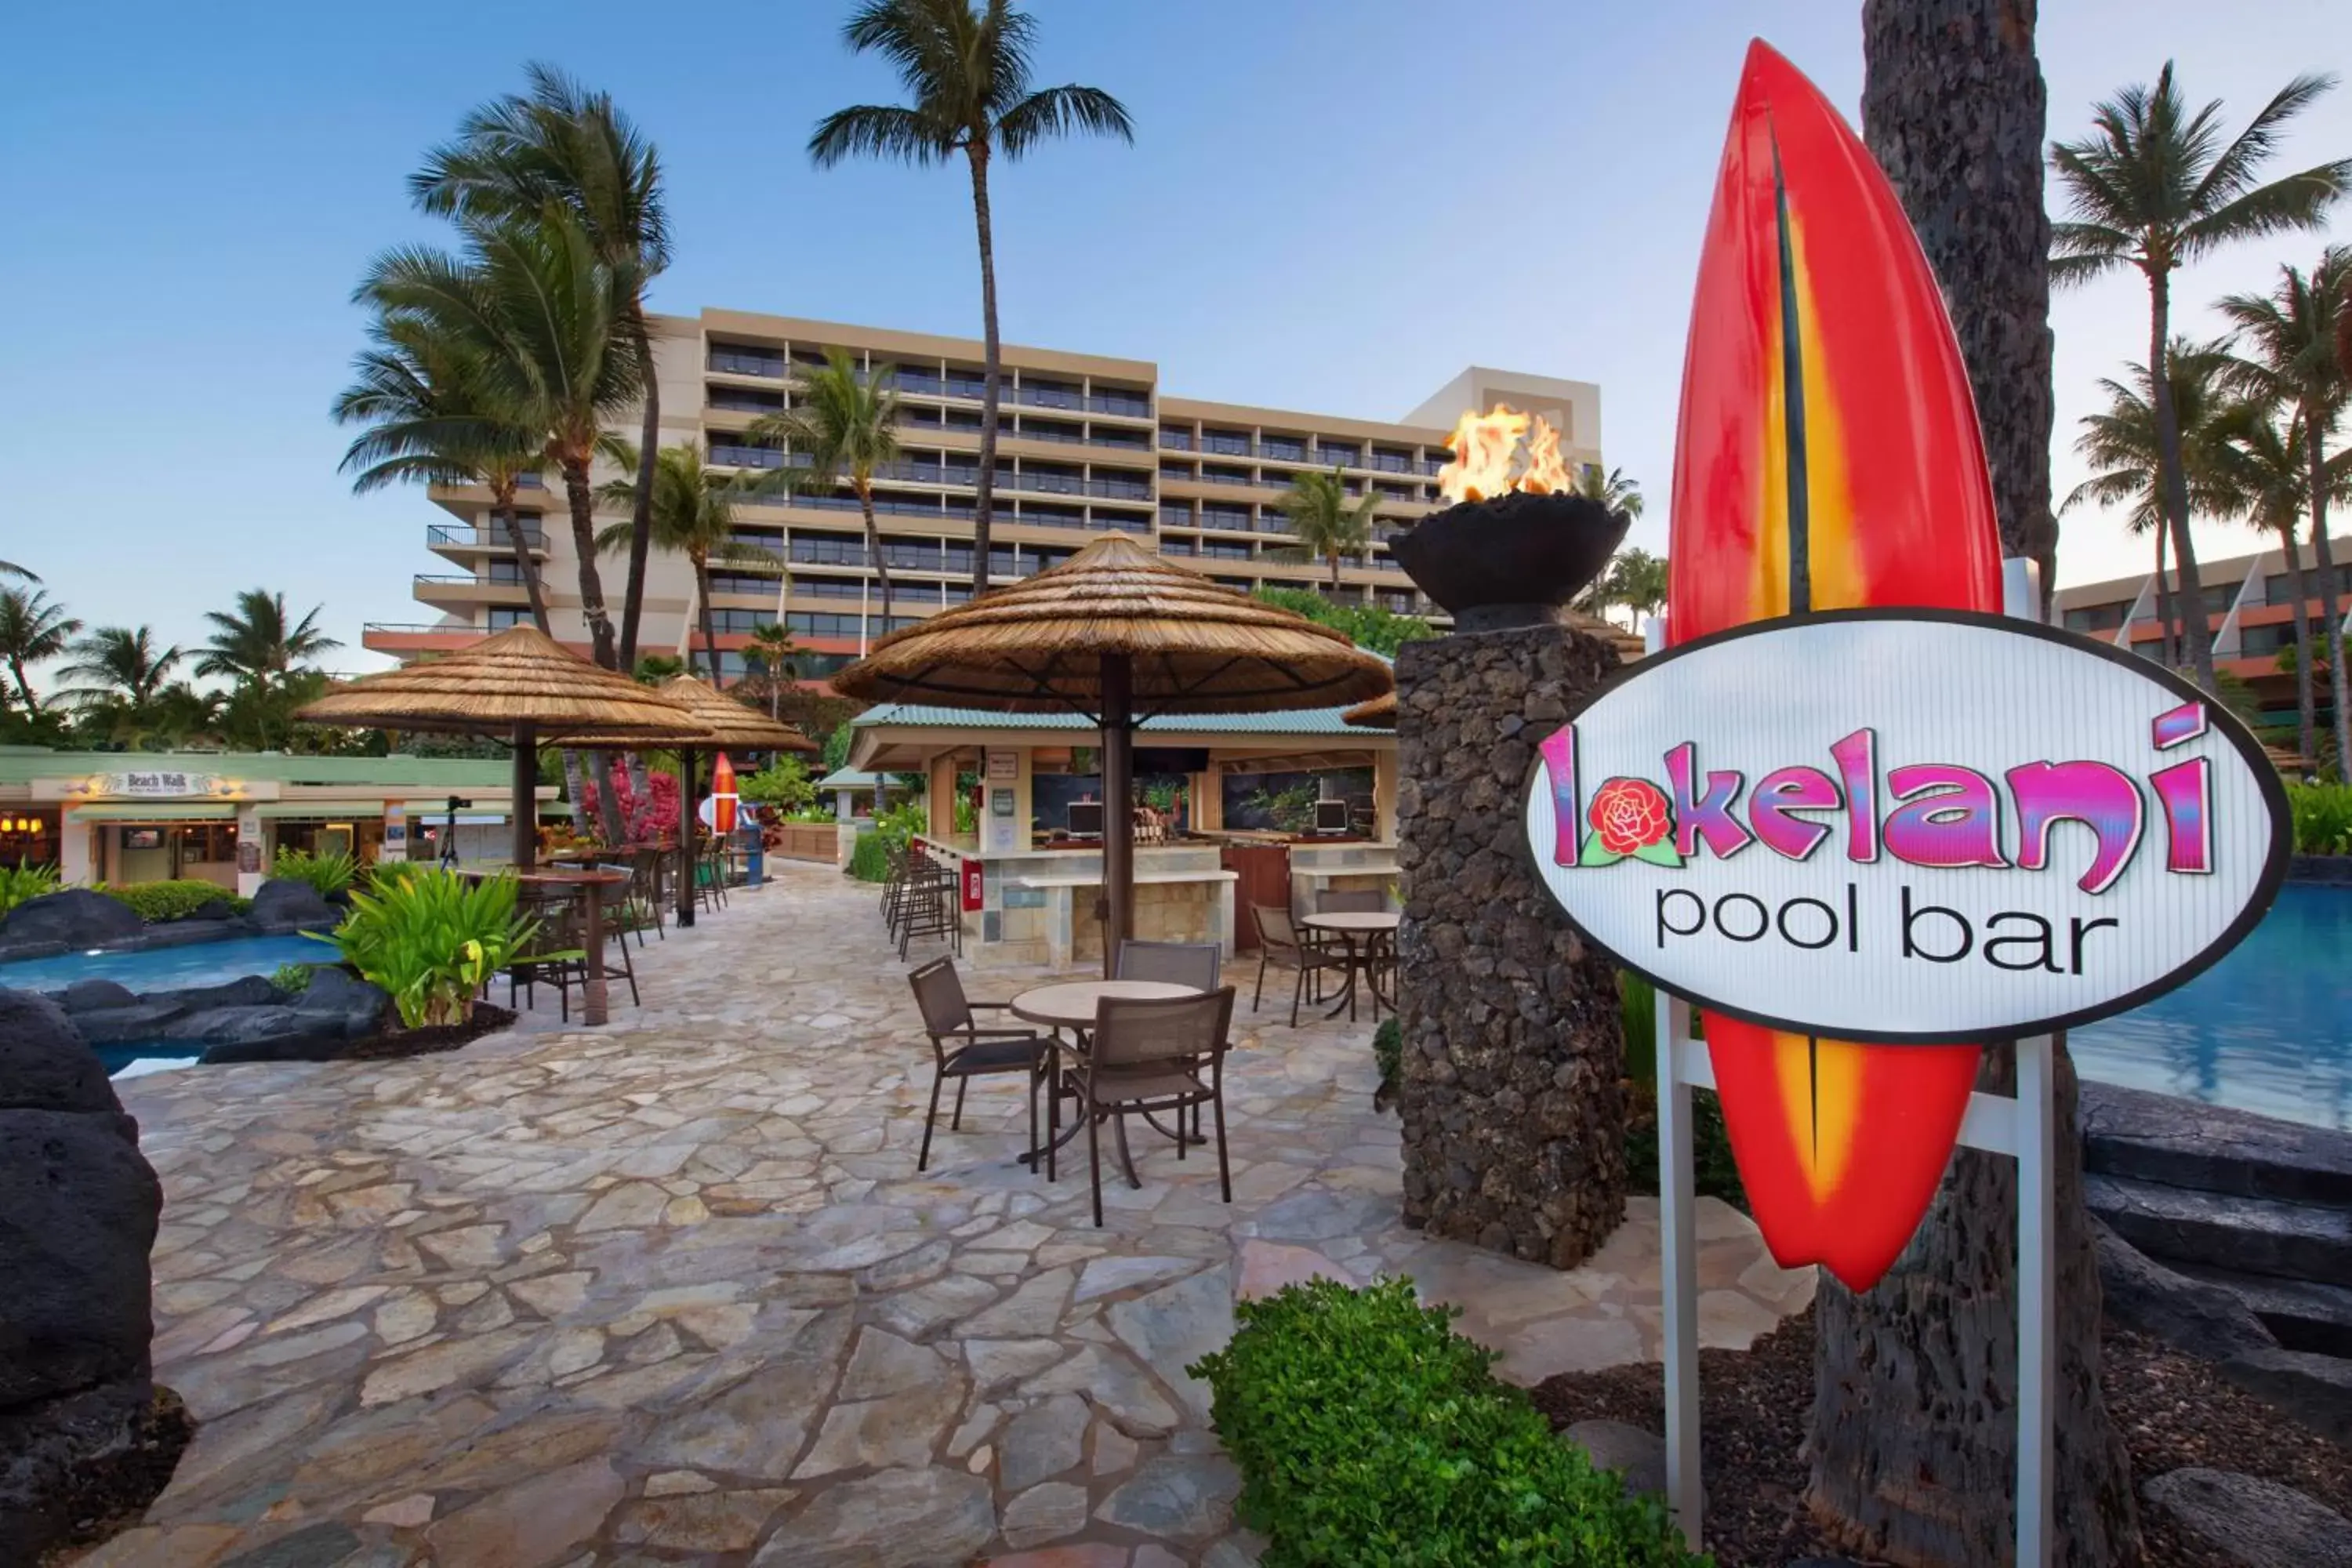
[1523,607,2291,1043]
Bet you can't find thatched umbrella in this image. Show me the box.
[1341,691,1396,729]
[831,535,1392,974]
[567,673,818,926]
[296,625,706,869]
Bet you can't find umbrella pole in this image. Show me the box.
[1100,652,1134,978]
[677,746,698,930]
[512,721,538,870]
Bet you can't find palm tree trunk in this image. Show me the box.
[859,484,894,627]
[560,458,619,670]
[559,748,591,846]
[695,560,723,686]
[9,659,38,713]
[2277,515,2318,771]
[1329,551,1342,594]
[2151,523,2176,668]
[617,311,661,670]
[1841,6,2143,1564]
[968,143,999,601]
[585,750,626,846]
[2147,274,2218,692]
[495,492,552,633]
[2309,407,2351,781]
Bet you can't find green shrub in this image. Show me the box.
[106,880,247,924]
[270,962,315,996]
[272,846,360,898]
[871,797,927,851]
[309,866,557,1029]
[740,757,818,814]
[2285,781,2352,855]
[1192,1276,1707,1566]
[847,830,891,884]
[0,862,60,917]
[1617,972,1743,1211]
[1372,1017,1401,1099]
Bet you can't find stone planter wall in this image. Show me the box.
[1393,624,1629,1269]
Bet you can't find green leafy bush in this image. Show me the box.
[1192,1276,1708,1566]
[106,880,247,924]
[270,962,315,996]
[2286,781,2352,855]
[1617,971,1744,1211]
[309,866,555,1029]
[1372,1017,1401,1101]
[847,830,891,884]
[872,797,927,851]
[272,846,360,898]
[0,862,60,917]
[740,757,818,813]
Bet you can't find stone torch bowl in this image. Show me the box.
[1388,491,1628,634]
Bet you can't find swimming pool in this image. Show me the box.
[2072,884,2351,1132]
[0,933,329,996]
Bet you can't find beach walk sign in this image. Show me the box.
[1524,608,2289,1043]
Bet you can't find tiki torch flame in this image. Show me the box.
[1436,405,1576,506]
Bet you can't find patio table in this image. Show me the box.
[1011,978,1202,1181]
[1301,910,1400,1022]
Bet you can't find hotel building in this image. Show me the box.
[368,310,1602,682]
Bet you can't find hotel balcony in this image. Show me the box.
[413,575,532,611]
[425,523,548,562]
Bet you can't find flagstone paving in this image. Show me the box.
[81,858,1813,1567]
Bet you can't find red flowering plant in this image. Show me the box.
[1579,776,1683,867]
[575,768,684,847]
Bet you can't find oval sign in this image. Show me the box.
[1523,608,2290,1043]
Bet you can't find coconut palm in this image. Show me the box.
[1601,548,1668,630]
[334,310,553,630]
[1271,466,1381,593]
[2051,63,2351,694]
[58,626,185,719]
[750,348,904,625]
[593,441,785,684]
[1577,463,1645,521]
[0,587,81,713]
[2062,339,2243,667]
[358,209,646,670]
[743,622,804,720]
[0,561,36,583]
[810,0,1134,598]
[2220,249,2352,779]
[196,589,339,692]
[412,64,670,668]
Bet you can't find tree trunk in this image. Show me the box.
[695,558,722,686]
[560,749,590,842]
[618,310,661,670]
[495,489,552,633]
[586,749,626,846]
[561,457,619,670]
[2146,274,2218,692]
[2310,407,2350,780]
[9,659,38,713]
[860,484,895,628]
[968,142,999,601]
[1842,6,2143,1565]
[2151,522,2176,668]
[2278,514,2318,773]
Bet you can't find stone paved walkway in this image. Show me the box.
[85,858,1812,1568]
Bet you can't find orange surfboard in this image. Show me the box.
[1666,41,1998,1290]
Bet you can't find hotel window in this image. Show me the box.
[1158,426,1193,450]
[2264,563,2352,605]
[1213,575,1256,591]
[708,343,786,377]
[486,561,524,584]
[1202,505,1250,531]
[487,608,530,630]
[1203,541,1251,561]
[706,572,779,597]
[1201,465,1251,486]
[2062,602,2126,633]
[1159,503,1194,529]
[2237,622,2301,657]
[1162,538,1196,556]
[791,534,868,566]
[707,609,777,633]
[1259,437,1306,463]
[1201,429,1250,456]
[797,577,866,600]
[1315,443,1361,467]
[706,384,784,413]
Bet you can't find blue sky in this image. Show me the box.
[5,0,2349,675]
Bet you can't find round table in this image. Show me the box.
[1301,911,1401,1022]
[1010,978,1203,1179]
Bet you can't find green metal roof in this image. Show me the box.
[0,749,522,787]
[69,803,238,821]
[817,768,883,790]
[851,703,1363,736]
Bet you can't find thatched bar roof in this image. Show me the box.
[565,673,817,753]
[296,625,707,739]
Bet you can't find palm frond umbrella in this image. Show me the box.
[296,625,707,869]
[831,535,1392,975]
[1342,691,1396,729]
[566,673,817,926]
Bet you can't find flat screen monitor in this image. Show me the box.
[122,828,163,851]
[1066,801,1105,838]
[1314,800,1351,835]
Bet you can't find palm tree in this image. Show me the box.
[196,590,339,691]
[810,0,1134,598]
[2061,339,2243,667]
[334,310,553,630]
[0,587,81,713]
[1577,463,1644,521]
[1272,466,1381,593]
[743,622,804,720]
[359,209,646,670]
[58,626,185,719]
[593,441,785,684]
[751,348,904,626]
[412,64,671,669]
[2051,63,2350,695]
[2220,249,2352,779]
[1602,548,1668,630]
[0,561,36,583]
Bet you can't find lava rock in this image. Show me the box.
[147,975,278,1013]
[1561,1419,1676,1502]
[0,889,143,949]
[292,967,389,1037]
[0,1380,191,1566]
[55,978,138,1014]
[248,878,339,932]
[2093,1217,2277,1362]
[2219,1346,2352,1446]
[0,993,118,1113]
[159,1005,337,1051]
[0,1108,160,1406]
[69,1004,193,1047]
[2141,1467,2352,1567]
[133,916,252,949]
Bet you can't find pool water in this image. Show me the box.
[2071,884,2351,1132]
[0,934,329,996]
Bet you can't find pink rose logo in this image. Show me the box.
[1580,777,1684,868]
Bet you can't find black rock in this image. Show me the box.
[133,916,252,949]
[2081,1080,2352,1207]
[290,967,387,1039]
[56,978,138,1014]
[2219,1346,2352,1446]
[0,993,118,1114]
[248,878,339,932]
[2084,1171,2352,1283]
[159,1004,325,1046]
[0,1107,161,1405]
[147,975,279,1013]
[0,889,143,949]
[0,1377,189,1566]
[2141,1467,2352,1568]
[2092,1217,2276,1362]
[70,1004,191,1047]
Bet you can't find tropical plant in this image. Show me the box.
[104,880,241,924]
[633,654,688,684]
[2220,249,2352,779]
[2052,63,2351,695]
[595,441,784,683]
[412,64,670,667]
[742,622,803,717]
[1587,547,1668,630]
[2060,339,2245,667]
[572,765,682,845]
[272,846,361,898]
[811,0,1134,597]
[197,589,339,691]
[2285,780,2352,851]
[823,718,856,775]
[1577,463,1645,520]
[312,866,554,1029]
[750,348,903,623]
[1251,586,1435,658]
[1270,466,1381,591]
[270,962,317,997]
[334,309,551,630]
[0,586,80,713]
[847,829,892,883]
[0,862,60,916]
[869,796,927,852]
[0,561,35,582]
[1241,780,1320,835]
[56,626,185,717]
[739,756,818,814]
